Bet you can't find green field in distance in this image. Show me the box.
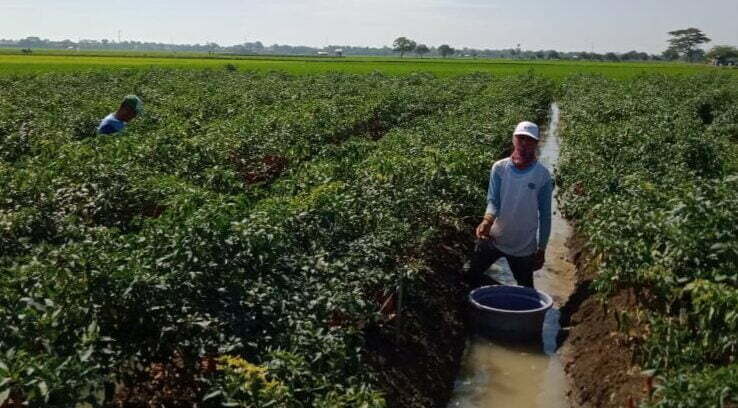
[0,48,733,79]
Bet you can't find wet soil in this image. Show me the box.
[559,237,652,408]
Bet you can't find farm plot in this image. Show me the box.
[557,73,738,407]
[0,52,729,79]
[0,70,553,407]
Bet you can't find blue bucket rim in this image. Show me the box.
[469,285,553,314]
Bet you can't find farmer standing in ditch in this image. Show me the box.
[467,121,553,289]
[97,95,143,135]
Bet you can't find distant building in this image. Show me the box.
[317,51,329,56]
[334,48,343,57]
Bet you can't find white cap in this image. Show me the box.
[513,121,540,140]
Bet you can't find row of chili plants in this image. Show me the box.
[0,69,553,406]
[556,73,738,407]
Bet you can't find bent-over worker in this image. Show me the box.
[97,95,143,135]
[467,121,553,289]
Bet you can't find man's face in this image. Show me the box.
[514,134,538,151]
[117,106,138,122]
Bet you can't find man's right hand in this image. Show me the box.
[476,218,493,240]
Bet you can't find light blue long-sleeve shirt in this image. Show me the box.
[97,113,126,135]
[485,158,552,256]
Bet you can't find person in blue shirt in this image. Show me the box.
[97,95,143,135]
[466,121,553,289]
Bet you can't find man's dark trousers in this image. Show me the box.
[466,239,536,288]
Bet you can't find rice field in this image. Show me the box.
[0,48,730,79]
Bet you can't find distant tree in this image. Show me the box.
[546,50,560,60]
[621,50,644,61]
[706,45,738,64]
[667,28,711,62]
[18,36,42,48]
[604,52,620,62]
[662,48,680,61]
[438,44,455,58]
[687,48,707,63]
[535,50,545,59]
[415,44,430,58]
[393,37,416,58]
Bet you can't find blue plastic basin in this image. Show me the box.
[469,285,553,341]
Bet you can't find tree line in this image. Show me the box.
[394,29,737,63]
[2,30,735,63]
[0,36,661,61]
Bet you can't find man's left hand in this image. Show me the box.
[534,249,546,270]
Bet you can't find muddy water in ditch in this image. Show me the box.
[448,103,575,408]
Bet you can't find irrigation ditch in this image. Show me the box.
[446,103,574,408]
[375,102,647,408]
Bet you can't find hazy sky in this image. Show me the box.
[2,0,736,53]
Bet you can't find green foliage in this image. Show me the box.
[0,69,553,406]
[557,72,738,406]
[392,37,416,58]
[438,45,455,58]
[0,52,729,79]
[667,28,712,62]
[212,356,288,406]
[414,44,430,58]
[707,45,738,63]
[644,365,738,407]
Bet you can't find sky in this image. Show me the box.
[1,0,736,53]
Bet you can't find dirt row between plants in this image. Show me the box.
[364,224,476,408]
[559,234,654,408]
